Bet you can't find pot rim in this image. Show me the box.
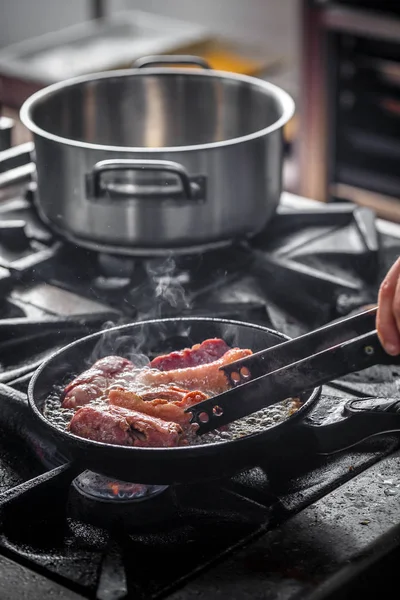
[20,67,295,153]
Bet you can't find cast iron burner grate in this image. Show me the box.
[0,163,400,597]
[0,191,383,387]
[0,185,381,332]
[72,472,169,504]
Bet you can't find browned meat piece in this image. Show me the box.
[65,357,133,392]
[139,386,188,402]
[138,347,252,394]
[68,405,182,447]
[150,338,230,371]
[86,356,134,377]
[109,387,208,427]
[63,376,107,409]
[62,356,134,409]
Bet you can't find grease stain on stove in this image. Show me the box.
[0,427,42,493]
[0,554,84,600]
[175,454,400,599]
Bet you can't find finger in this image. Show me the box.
[377,257,400,355]
[392,271,400,342]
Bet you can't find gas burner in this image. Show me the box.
[72,471,168,503]
[68,472,175,532]
[97,253,136,278]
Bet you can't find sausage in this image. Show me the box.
[68,404,182,447]
[138,348,252,394]
[150,338,230,371]
[62,356,134,409]
[109,387,208,428]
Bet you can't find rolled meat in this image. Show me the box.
[68,404,182,447]
[62,356,134,409]
[109,387,208,427]
[138,348,252,394]
[150,338,230,371]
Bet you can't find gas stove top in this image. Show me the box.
[0,167,400,599]
[0,183,386,326]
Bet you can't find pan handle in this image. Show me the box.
[133,55,211,70]
[301,397,400,454]
[86,159,206,202]
[0,383,71,466]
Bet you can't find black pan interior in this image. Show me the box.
[30,318,317,444]
[27,318,322,483]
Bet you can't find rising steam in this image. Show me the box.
[89,254,192,365]
[142,255,191,316]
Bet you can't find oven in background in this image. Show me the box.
[299,1,400,222]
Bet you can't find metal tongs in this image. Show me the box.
[186,307,392,435]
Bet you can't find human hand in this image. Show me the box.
[377,256,400,355]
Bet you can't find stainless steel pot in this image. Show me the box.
[19,55,294,255]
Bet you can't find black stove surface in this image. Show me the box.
[0,180,400,600]
[0,386,399,600]
[0,186,385,331]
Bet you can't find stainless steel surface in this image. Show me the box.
[20,63,294,254]
[133,54,211,70]
[189,330,384,435]
[0,10,208,100]
[87,159,203,200]
[221,306,378,386]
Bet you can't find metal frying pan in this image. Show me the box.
[12,317,400,485]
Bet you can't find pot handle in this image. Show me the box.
[133,55,212,70]
[301,397,400,454]
[86,158,206,201]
